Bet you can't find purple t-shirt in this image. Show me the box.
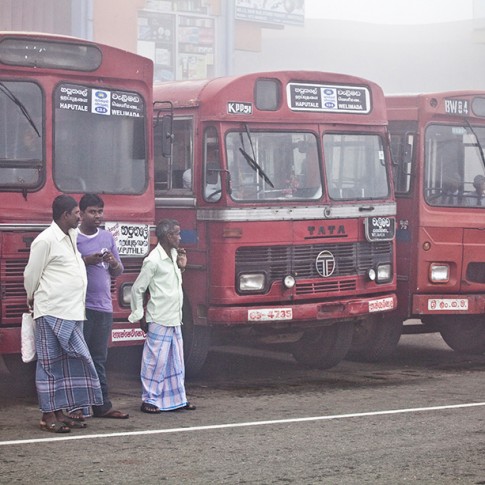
[76,228,123,313]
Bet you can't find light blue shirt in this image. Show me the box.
[128,244,183,326]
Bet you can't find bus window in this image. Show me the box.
[390,135,414,195]
[324,134,389,200]
[203,127,221,202]
[155,118,192,192]
[226,131,322,201]
[54,83,147,194]
[424,124,485,207]
[0,81,43,189]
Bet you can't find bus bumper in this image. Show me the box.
[413,294,485,314]
[207,293,397,326]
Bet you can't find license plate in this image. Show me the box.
[428,299,468,311]
[368,297,394,313]
[248,308,293,321]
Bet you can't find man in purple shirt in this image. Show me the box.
[76,193,129,419]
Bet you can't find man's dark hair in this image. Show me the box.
[52,195,78,221]
[79,193,104,211]
[155,219,179,243]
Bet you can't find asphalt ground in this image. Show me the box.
[0,332,484,484]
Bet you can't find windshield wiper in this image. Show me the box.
[238,147,275,188]
[239,124,274,188]
[465,119,485,168]
[0,82,40,137]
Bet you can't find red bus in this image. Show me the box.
[0,32,154,375]
[153,71,398,375]
[388,92,485,353]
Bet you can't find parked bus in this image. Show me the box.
[0,32,154,375]
[153,71,399,375]
[387,92,485,353]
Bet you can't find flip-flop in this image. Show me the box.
[140,402,161,414]
[95,409,129,419]
[67,411,86,422]
[61,418,87,429]
[60,412,87,428]
[39,420,71,434]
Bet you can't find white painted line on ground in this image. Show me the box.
[1,401,484,447]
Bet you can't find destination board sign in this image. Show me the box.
[287,83,371,113]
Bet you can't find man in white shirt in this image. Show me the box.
[129,218,195,413]
[24,195,102,433]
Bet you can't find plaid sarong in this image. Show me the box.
[35,316,103,413]
[141,323,187,411]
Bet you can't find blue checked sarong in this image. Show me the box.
[141,323,187,411]
[35,316,103,413]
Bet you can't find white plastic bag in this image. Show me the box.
[21,312,36,363]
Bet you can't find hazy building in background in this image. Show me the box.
[1,0,485,93]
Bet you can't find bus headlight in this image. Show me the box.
[238,273,266,293]
[376,263,392,283]
[120,283,132,307]
[429,263,449,283]
[283,274,296,289]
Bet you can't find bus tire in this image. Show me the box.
[291,321,353,369]
[437,315,485,353]
[346,315,402,362]
[182,300,211,378]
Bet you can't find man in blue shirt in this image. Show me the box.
[76,193,129,419]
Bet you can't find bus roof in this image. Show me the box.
[386,91,485,121]
[0,31,153,83]
[154,70,387,125]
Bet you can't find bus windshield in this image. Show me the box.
[226,131,322,201]
[324,133,389,200]
[54,83,147,194]
[0,81,43,189]
[424,124,485,207]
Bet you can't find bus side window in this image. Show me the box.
[154,118,193,193]
[203,127,222,202]
[390,131,414,194]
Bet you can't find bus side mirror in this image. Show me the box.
[161,115,173,158]
[206,162,220,185]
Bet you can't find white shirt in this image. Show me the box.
[24,221,87,320]
[128,244,183,326]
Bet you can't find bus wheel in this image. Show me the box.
[182,303,211,378]
[437,315,485,353]
[346,315,402,362]
[2,354,36,393]
[291,321,353,369]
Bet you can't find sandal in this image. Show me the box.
[140,402,161,414]
[60,412,87,428]
[39,420,71,434]
[67,410,86,422]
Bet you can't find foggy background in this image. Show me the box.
[234,17,485,94]
[2,0,485,95]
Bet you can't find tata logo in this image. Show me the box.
[94,91,108,99]
[95,106,108,114]
[315,250,336,278]
[307,224,346,237]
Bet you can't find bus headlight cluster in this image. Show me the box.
[238,273,266,293]
[429,263,449,283]
[367,263,392,283]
